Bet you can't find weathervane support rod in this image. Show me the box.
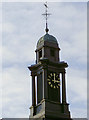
[42,2,51,33]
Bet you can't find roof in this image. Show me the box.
[37,33,58,47]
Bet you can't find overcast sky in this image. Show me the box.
[0,1,87,119]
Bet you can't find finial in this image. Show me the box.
[42,2,51,33]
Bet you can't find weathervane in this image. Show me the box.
[42,2,51,33]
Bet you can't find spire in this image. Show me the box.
[42,2,51,33]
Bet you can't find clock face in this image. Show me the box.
[47,73,60,89]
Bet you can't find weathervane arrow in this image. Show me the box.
[44,2,48,8]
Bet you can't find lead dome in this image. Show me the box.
[37,33,58,47]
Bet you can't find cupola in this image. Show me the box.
[35,33,60,64]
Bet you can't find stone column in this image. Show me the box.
[32,75,36,106]
[62,71,66,104]
[58,73,61,103]
[42,68,48,100]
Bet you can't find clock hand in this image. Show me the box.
[52,79,56,83]
[52,79,60,83]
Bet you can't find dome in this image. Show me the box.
[37,33,58,47]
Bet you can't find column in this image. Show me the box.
[32,75,36,106]
[62,71,66,104]
[42,68,48,99]
[58,73,61,103]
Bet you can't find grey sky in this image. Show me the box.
[1,1,87,119]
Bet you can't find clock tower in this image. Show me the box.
[28,2,71,120]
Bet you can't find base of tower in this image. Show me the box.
[29,99,71,120]
[29,118,72,120]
